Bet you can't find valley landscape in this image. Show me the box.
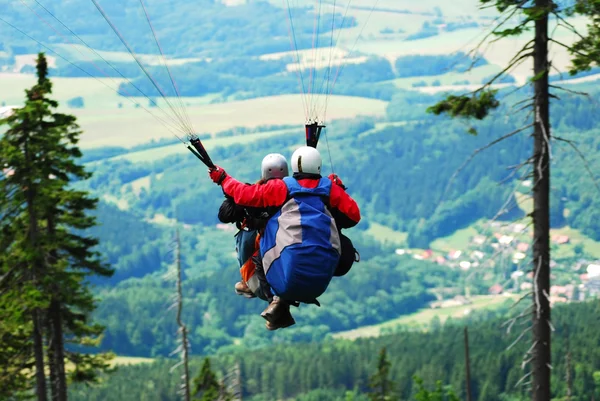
[1,0,600,400]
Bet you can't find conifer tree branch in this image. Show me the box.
[552,135,600,192]
[437,123,534,207]
[548,84,591,98]
[551,11,586,41]
[479,44,534,92]
[548,38,588,57]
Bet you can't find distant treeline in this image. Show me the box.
[69,299,600,401]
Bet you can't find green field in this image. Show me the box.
[110,356,155,367]
[0,72,388,149]
[384,64,503,89]
[109,127,301,163]
[332,294,517,340]
[550,227,600,260]
[429,222,484,253]
[365,222,408,245]
[512,190,600,258]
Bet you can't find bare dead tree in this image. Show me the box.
[222,362,243,401]
[166,229,191,401]
[427,2,600,401]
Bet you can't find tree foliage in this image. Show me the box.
[0,52,114,400]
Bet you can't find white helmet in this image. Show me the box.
[291,146,322,175]
[261,153,289,180]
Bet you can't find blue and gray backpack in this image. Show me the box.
[260,176,341,303]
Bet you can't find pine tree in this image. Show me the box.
[368,347,397,401]
[0,52,114,400]
[193,358,232,401]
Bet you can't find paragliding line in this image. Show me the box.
[20,0,185,132]
[90,0,191,132]
[138,0,194,134]
[325,0,381,116]
[0,15,185,141]
[284,0,309,118]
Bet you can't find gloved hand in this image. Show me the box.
[209,166,228,185]
[328,173,346,190]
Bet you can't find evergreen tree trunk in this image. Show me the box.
[47,214,68,401]
[25,138,48,401]
[32,310,48,401]
[49,299,67,401]
[532,1,551,401]
[47,317,58,401]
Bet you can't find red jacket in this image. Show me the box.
[221,174,361,229]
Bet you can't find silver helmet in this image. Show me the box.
[261,153,289,180]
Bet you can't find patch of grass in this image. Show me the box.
[384,64,503,89]
[331,294,516,340]
[110,356,155,367]
[429,222,483,253]
[515,191,533,216]
[113,128,299,163]
[53,45,205,66]
[366,222,408,245]
[0,73,126,108]
[127,176,152,196]
[551,227,600,259]
[358,121,410,138]
[68,94,386,149]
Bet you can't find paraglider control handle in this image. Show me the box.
[188,136,215,169]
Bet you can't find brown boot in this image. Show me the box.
[260,296,286,323]
[234,281,256,298]
[265,304,296,331]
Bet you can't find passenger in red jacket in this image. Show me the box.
[209,146,361,330]
[210,148,360,230]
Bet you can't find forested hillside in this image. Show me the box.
[67,79,600,357]
[69,299,600,401]
[1,0,599,383]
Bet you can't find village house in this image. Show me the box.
[512,252,526,262]
[489,284,503,295]
[512,223,527,233]
[587,263,600,277]
[520,282,533,291]
[551,234,570,244]
[448,250,462,260]
[471,250,485,260]
[472,235,486,245]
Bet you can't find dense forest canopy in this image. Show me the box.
[69,299,600,401]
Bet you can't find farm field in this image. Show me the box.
[332,294,517,340]
[1,73,388,149]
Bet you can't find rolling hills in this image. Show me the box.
[1,0,600,365]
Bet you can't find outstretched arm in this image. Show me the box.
[208,166,288,208]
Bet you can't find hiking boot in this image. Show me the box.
[265,305,296,331]
[234,281,256,298]
[260,296,286,323]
